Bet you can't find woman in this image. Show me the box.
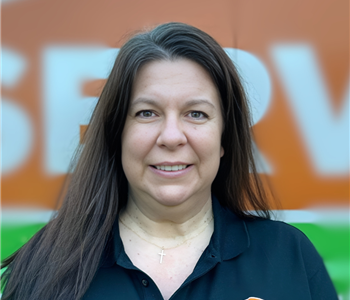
[1,23,337,300]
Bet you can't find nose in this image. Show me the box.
[156,115,187,150]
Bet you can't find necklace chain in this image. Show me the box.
[119,213,213,263]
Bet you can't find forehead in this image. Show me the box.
[130,59,221,107]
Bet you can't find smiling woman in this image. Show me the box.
[1,23,338,300]
[119,59,224,296]
[122,59,223,209]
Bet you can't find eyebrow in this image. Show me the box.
[130,98,158,108]
[130,98,216,109]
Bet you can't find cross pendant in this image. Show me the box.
[158,249,166,264]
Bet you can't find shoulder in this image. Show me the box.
[213,198,329,281]
[244,217,316,253]
[244,217,307,242]
[239,217,338,298]
[244,217,315,247]
[242,217,324,277]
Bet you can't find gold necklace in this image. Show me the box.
[119,213,214,264]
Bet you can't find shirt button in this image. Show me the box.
[141,279,149,287]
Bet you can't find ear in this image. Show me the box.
[220,146,224,157]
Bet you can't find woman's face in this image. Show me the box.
[121,59,224,209]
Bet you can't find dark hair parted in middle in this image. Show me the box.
[1,22,271,300]
[94,22,270,217]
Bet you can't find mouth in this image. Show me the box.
[151,164,191,171]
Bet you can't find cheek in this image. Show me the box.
[121,133,144,184]
[121,126,156,167]
[190,127,223,162]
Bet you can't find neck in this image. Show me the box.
[120,194,213,240]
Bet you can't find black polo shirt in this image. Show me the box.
[83,198,338,300]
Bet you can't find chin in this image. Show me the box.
[151,188,193,207]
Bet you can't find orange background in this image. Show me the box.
[2,0,349,210]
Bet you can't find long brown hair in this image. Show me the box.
[1,22,271,299]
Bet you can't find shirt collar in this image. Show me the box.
[101,196,250,267]
[210,196,250,261]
